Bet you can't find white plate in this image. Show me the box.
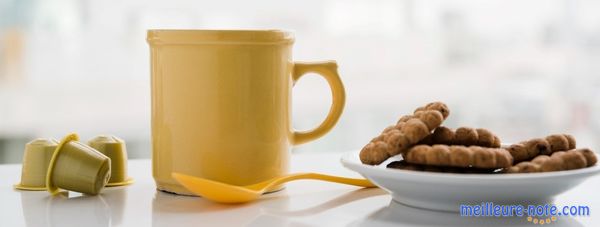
[341,150,600,212]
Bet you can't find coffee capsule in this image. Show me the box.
[14,138,59,190]
[88,135,133,186]
[46,133,111,195]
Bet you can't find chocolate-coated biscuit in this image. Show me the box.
[404,144,513,168]
[386,160,501,174]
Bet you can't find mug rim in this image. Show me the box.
[147,29,295,45]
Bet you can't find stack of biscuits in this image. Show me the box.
[359,102,598,174]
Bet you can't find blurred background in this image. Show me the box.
[1,0,600,163]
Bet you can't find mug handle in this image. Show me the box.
[292,61,346,145]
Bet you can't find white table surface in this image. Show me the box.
[1,152,599,227]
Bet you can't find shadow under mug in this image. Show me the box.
[147,29,346,195]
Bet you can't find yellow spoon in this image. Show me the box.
[172,172,376,204]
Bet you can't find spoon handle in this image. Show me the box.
[261,173,376,192]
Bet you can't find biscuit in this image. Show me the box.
[404,144,513,168]
[359,141,390,166]
[386,160,501,174]
[412,102,450,120]
[506,148,597,173]
[419,126,501,147]
[360,102,449,165]
[507,134,576,163]
[545,134,575,152]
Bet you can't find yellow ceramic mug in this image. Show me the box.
[147,30,345,195]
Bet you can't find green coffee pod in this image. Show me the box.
[88,135,133,187]
[14,138,59,190]
[46,133,111,195]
